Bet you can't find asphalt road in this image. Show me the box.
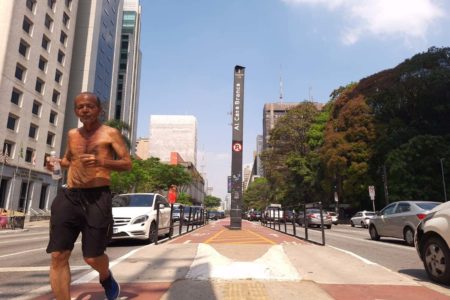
[0,222,191,299]
[0,221,448,299]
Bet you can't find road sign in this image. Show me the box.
[232,142,242,152]
[368,185,375,200]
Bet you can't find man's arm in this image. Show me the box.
[99,128,132,172]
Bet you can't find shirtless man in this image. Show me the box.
[46,92,131,300]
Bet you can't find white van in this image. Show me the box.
[111,193,171,243]
[264,204,284,221]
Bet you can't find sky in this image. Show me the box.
[136,0,450,201]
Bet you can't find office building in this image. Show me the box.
[109,0,141,154]
[149,115,198,167]
[0,0,79,212]
[62,0,122,149]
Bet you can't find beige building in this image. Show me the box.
[149,115,198,167]
[0,0,78,212]
[135,137,149,160]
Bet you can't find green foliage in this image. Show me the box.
[110,157,192,194]
[243,177,272,211]
[260,47,450,210]
[176,192,193,205]
[203,195,221,208]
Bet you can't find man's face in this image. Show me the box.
[74,95,101,125]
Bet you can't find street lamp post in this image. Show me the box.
[440,158,447,202]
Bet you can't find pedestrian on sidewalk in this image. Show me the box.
[45,92,132,300]
[168,184,177,205]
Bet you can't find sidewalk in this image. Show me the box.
[26,219,450,299]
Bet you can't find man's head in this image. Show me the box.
[74,92,102,125]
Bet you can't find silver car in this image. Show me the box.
[369,200,441,246]
[350,210,376,228]
[296,209,332,229]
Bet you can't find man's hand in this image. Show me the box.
[79,154,103,168]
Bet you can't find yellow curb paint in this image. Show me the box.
[244,229,277,245]
[204,228,226,244]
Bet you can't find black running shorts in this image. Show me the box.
[46,186,113,258]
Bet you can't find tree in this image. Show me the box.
[243,177,272,211]
[110,157,192,194]
[203,195,221,209]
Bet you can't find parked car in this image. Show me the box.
[296,209,332,229]
[415,201,450,285]
[284,210,295,223]
[112,193,171,243]
[249,211,261,221]
[172,208,181,222]
[350,210,376,228]
[208,211,219,220]
[328,211,339,225]
[369,200,441,246]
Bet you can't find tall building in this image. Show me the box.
[262,102,300,151]
[62,0,123,150]
[149,115,198,167]
[256,134,263,176]
[109,0,141,154]
[0,0,79,212]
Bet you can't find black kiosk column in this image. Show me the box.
[230,65,245,230]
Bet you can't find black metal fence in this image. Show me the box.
[261,202,328,245]
[153,203,209,245]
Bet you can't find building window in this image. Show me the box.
[55,69,62,84]
[38,56,48,72]
[25,148,34,163]
[62,12,70,27]
[48,0,56,10]
[35,78,45,94]
[57,50,65,64]
[65,0,72,9]
[43,153,50,167]
[26,0,36,12]
[52,90,60,104]
[11,88,22,105]
[18,39,30,57]
[29,123,38,139]
[60,31,67,46]
[42,34,50,51]
[22,16,33,34]
[46,132,55,146]
[44,14,53,30]
[15,64,26,81]
[7,114,19,131]
[49,111,57,125]
[32,100,42,116]
[3,141,14,157]
[39,184,48,209]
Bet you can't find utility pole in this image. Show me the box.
[383,165,389,205]
[441,158,447,202]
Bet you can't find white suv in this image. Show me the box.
[111,193,172,243]
[415,201,450,285]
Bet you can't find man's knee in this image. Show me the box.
[83,254,105,266]
[51,251,71,267]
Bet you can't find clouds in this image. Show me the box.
[282,0,446,45]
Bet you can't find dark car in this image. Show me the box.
[208,211,218,220]
[249,211,261,221]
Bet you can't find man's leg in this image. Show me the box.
[84,253,109,281]
[50,250,72,299]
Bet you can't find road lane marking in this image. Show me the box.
[204,228,226,244]
[73,243,156,284]
[327,245,377,265]
[244,230,276,245]
[0,266,90,272]
[0,247,47,259]
[183,240,191,244]
[0,237,48,244]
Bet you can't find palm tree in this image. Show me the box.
[104,119,132,150]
